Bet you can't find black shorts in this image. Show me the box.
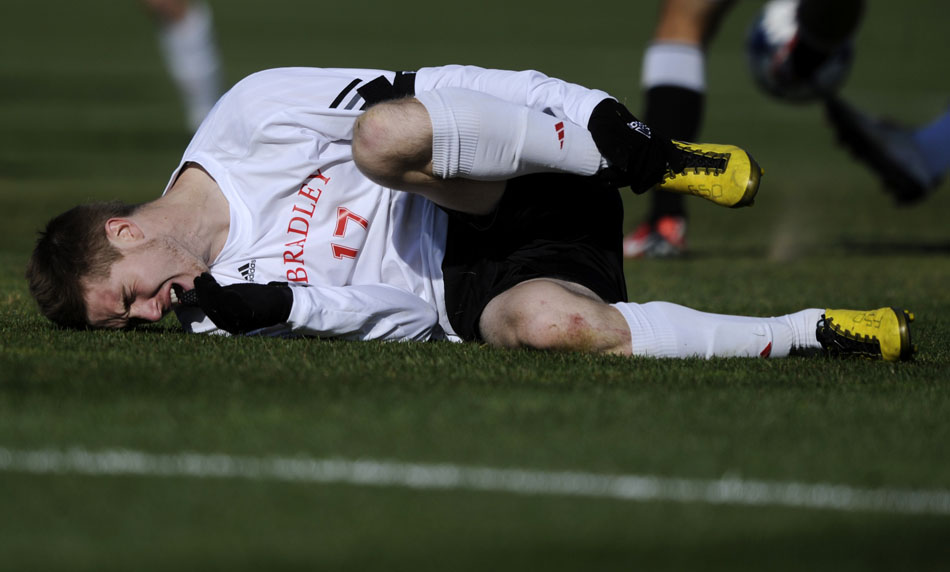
[441,173,628,341]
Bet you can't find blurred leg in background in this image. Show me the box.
[825,97,949,204]
[624,0,735,259]
[143,0,223,131]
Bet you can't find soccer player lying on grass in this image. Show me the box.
[26,65,915,361]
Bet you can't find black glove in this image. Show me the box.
[193,272,294,335]
[587,98,672,194]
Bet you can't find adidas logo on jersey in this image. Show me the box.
[554,121,566,149]
[238,260,256,281]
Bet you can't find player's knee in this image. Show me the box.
[352,99,432,185]
[352,105,392,180]
[481,281,600,352]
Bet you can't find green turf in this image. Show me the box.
[1,0,949,570]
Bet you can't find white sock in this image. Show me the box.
[415,87,605,180]
[641,42,706,91]
[159,1,222,130]
[612,301,823,359]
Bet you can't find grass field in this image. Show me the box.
[1,0,949,569]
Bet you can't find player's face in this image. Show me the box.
[83,237,208,329]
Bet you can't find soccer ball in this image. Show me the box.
[746,0,853,102]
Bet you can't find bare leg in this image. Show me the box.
[351,97,506,215]
[652,0,735,47]
[479,279,632,355]
[142,0,188,20]
[477,278,823,358]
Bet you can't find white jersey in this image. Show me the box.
[167,65,612,341]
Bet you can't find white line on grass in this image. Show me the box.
[1,447,948,516]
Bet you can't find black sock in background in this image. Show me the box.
[644,85,705,222]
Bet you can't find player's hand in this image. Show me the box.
[587,98,670,194]
[193,273,294,335]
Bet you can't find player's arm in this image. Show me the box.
[285,282,440,341]
[189,273,440,341]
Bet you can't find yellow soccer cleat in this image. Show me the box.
[657,141,763,208]
[817,307,916,362]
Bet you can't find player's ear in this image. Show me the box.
[104,218,144,244]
